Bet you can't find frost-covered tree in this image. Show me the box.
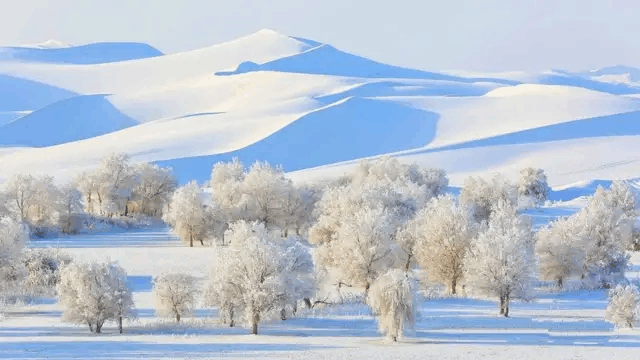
[109,265,135,333]
[536,215,586,288]
[153,273,198,322]
[204,221,314,334]
[598,181,638,218]
[309,158,444,295]
[317,207,396,294]
[75,170,101,215]
[277,186,306,237]
[606,285,640,328]
[22,248,72,295]
[242,161,294,228]
[28,175,61,228]
[2,174,62,228]
[75,153,136,216]
[209,159,312,240]
[465,202,535,316]
[57,185,83,234]
[287,185,321,237]
[96,153,136,216]
[351,156,448,197]
[367,269,417,341]
[0,217,29,294]
[408,195,477,294]
[3,174,36,222]
[517,167,550,206]
[209,158,246,241]
[131,163,177,217]
[57,261,134,333]
[460,175,517,223]
[578,197,631,285]
[164,182,209,247]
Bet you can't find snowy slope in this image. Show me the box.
[0,95,137,147]
[0,29,638,191]
[0,42,162,64]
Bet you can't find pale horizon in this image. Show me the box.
[1,0,639,73]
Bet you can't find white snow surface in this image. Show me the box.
[2,218,640,360]
[0,29,639,189]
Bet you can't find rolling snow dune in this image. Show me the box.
[0,111,29,126]
[0,94,137,147]
[393,84,640,149]
[156,97,438,183]
[0,29,638,194]
[216,43,516,84]
[0,29,316,95]
[421,110,640,153]
[537,73,640,95]
[289,135,640,190]
[0,74,76,111]
[0,42,163,64]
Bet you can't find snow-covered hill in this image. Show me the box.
[0,41,162,64]
[0,29,638,190]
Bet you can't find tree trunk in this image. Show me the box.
[251,313,260,335]
[557,277,563,288]
[176,312,181,323]
[200,238,204,246]
[118,316,123,334]
[499,296,505,315]
[280,308,287,321]
[88,321,94,333]
[97,192,103,215]
[229,308,235,327]
[95,321,103,334]
[503,294,510,317]
[189,232,193,248]
[450,278,457,295]
[304,298,312,309]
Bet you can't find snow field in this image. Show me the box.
[0,217,638,359]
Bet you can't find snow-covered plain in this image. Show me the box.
[0,29,639,187]
[0,221,639,360]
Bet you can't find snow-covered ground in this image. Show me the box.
[1,209,639,360]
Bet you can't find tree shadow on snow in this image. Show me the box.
[413,331,640,348]
[0,341,332,359]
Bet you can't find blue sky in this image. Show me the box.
[1,0,638,72]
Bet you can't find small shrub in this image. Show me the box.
[606,284,640,328]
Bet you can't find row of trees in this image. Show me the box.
[536,182,637,288]
[76,153,177,218]
[165,160,321,247]
[2,153,636,339]
[0,153,177,235]
[160,157,573,339]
